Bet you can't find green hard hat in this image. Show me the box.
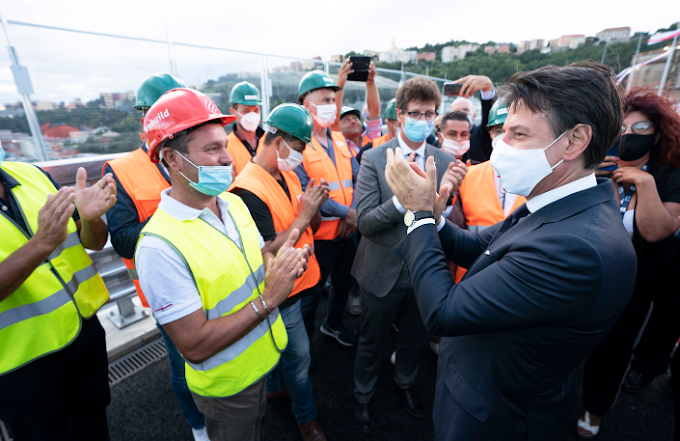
[487,99,509,128]
[134,72,186,110]
[340,106,361,121]
[385,99,397,120]
[230,81,261,106]
[266,103,313,144]
[297,70,342,103]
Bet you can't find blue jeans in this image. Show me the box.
[157,322,206,430]
[267,298,317,424]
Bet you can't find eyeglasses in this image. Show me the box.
[621,121,652,134]
[401,109,438,121]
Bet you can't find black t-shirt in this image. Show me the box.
[629,160,680,305]
[230,124,266,156]
[232,177,291,242]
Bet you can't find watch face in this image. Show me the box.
[404,210,415,227]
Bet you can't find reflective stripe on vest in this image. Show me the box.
[454,161,525,283]
[187,307,281,372]
[0,162,108,375]
[301,131,354,240]
[105,146,170,308]
[0,280,72,331]
[48,231,80,260]
[137,192,287,397]
[205,263,265,319]
[230,161,321,296]
[227,131,265,176]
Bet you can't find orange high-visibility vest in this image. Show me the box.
[230,162,321,296]
[104,147,170,307]
[454,161,526,283]
[227,131,265,176]
[372,133,392,147]
[302,131,354,241]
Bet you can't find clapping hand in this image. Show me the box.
[74,167,117,222]
[262,229,311,309]
[385,147,437,213]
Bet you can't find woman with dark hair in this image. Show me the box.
[577,89,680,439]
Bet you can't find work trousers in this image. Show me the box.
[0,317,110,441]
[191,378,266,441]
[354,272,427,404]
[301,236,357,339]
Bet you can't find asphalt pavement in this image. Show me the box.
[106,295,675,441]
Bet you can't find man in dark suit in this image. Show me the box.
[384,61,637,441]
[351,76,467,434]
[449,75,495,162]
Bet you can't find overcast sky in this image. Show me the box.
[0,0,678,104]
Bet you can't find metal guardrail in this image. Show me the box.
[36,154,149,329]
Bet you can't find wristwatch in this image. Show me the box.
[404,210,434,227]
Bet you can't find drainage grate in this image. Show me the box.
[108,338,167,387]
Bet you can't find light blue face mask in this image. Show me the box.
[403,117,435,143]
[0,142,5,167]
[176,151,233,197]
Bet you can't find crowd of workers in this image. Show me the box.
[0,57,679,441]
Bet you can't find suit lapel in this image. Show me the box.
[462,180,615,280]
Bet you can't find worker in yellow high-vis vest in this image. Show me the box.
[135,89,310,441]
[0,142,117,440]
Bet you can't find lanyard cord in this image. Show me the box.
[617,164,648,219]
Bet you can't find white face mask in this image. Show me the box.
[237,111,261,132]
[441,138,470,159]
[276,139,304,172]
[310,102,337,128]
[489,130,567,197]
[491,136,501,149]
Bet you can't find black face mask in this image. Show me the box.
[619,134,656,161]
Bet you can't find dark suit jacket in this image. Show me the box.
[351,138,455,297]
[468,97,493,163]
[393,179,637,441]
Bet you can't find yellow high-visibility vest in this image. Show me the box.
[0,161,109,376]
[137,191,287,397]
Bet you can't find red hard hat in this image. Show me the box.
[143,88,236,163]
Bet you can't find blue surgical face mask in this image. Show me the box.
[0,142,5,167]
[176,151,233,197]
[402,117,434,143]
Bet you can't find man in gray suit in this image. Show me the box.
[351,77,467,434]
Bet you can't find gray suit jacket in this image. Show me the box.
[351,138,454,297]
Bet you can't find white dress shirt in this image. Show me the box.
[526,173,597,213]
[407,173,598,235]
[393,132,428,214]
